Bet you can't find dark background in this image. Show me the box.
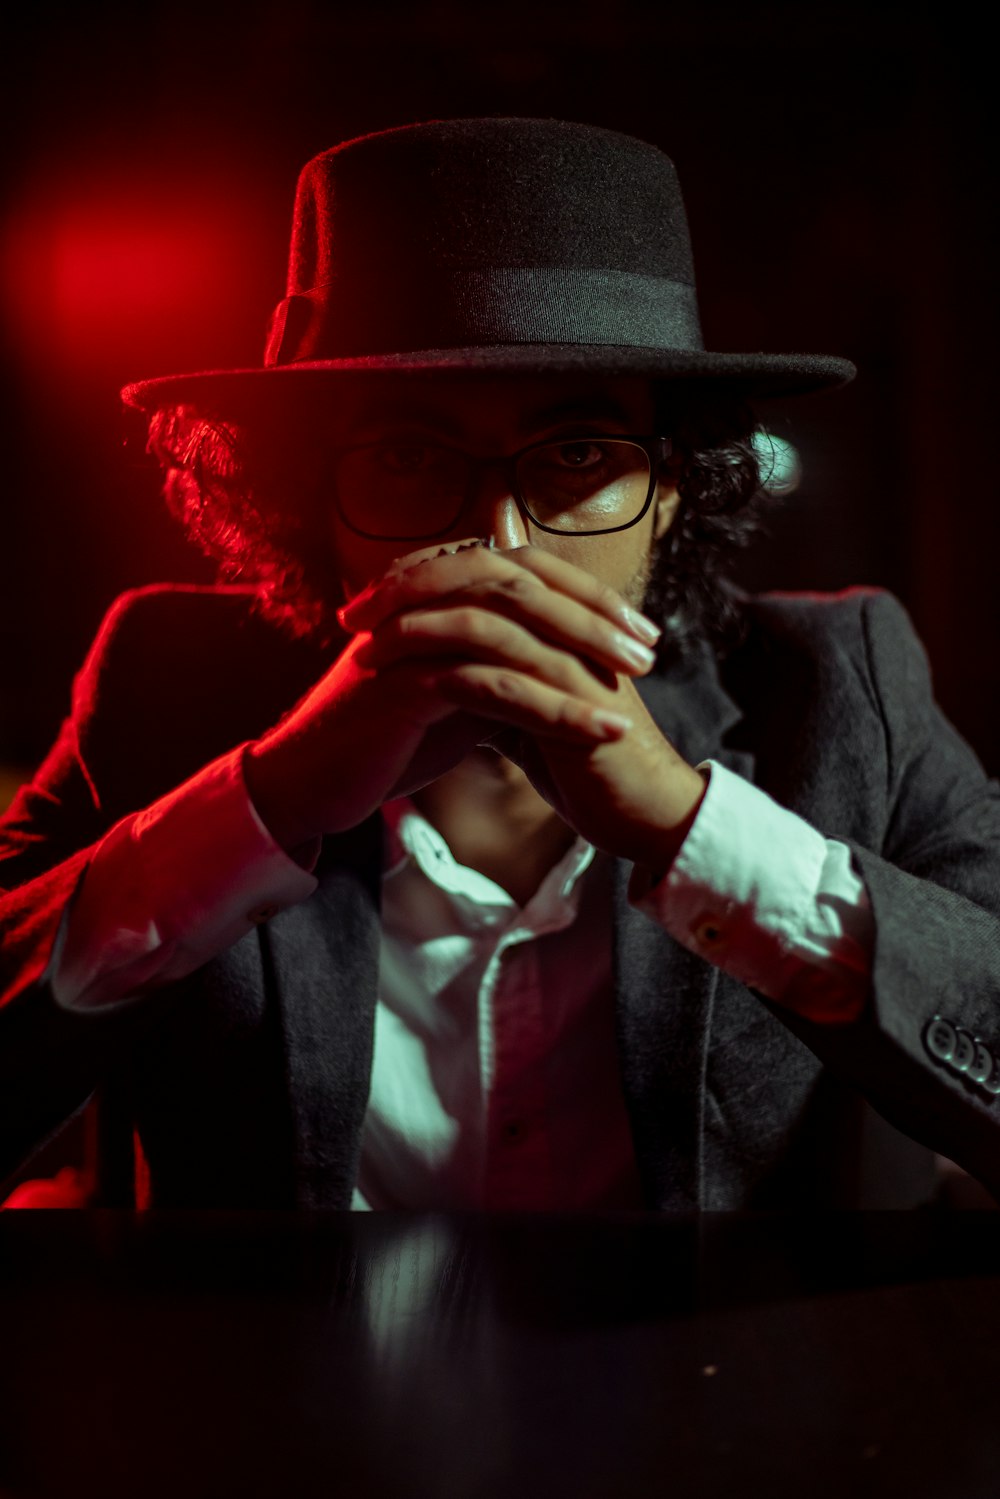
[2,0,998,792]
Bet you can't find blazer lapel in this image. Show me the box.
[264,816,383,1208]
[613,645,752,1211]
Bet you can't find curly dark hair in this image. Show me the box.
[145,382,768,656]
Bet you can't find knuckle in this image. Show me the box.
[454,605,489,644]
[468,605,527,656]
[447,662,490,700]
[553,652,589,693]
[465,569,538,613]
[595,581,624,616]
[561,697,589,730]
[496,569,539,599]
[541,690,588,736]
[491,669,526,703]
[386,611,430,652]
[590,616,621,659]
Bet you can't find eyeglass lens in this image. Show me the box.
[335,438,653,538]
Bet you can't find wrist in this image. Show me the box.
[626,763,708,880]
[243,738,319,855]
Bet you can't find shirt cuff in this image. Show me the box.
[629,760,873,1024]
[53,743,319,1011]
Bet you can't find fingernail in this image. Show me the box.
[612,632,657,672]
[591,710,633,738]
[623,607,662,645]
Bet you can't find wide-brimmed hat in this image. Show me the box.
[122,117,855,411]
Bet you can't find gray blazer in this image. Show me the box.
[2,583,999,1209]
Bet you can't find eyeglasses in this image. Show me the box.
[330,433,673,541]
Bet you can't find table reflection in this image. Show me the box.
[2,1212,1000,1498]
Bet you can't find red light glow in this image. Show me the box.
[52,217,208,319]
[3,178,263,376]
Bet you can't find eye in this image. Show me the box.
[547,440,608,469]
[372,440,437,472]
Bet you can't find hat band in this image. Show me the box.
[263,268,703,365]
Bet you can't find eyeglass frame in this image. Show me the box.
[328,432,675,542]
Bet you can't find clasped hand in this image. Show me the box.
[245,542,706,869]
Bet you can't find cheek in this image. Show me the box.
[535,515,658,594]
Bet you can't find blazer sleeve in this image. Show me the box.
[1,584,331,1185]
[771,590,1000,1199]
[1,747,121,1182]
[0,596,188,1182]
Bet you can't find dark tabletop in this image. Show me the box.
[2,1210,999,1499]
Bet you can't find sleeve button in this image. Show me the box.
[969,1041,994,1086]
[952,1028,976,1073]
[924,1017,958,1065]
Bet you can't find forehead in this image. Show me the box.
[325,373,658,437]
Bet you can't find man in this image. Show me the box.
[2,118,999,1210]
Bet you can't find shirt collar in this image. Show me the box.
[381,796,596,919]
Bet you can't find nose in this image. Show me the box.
[457,463,531,550]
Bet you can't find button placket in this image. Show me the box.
[483,939,552,1206]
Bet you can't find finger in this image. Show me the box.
[377,608,612,698]
[339,543,661,647]
[358,603,649,686]
[459,575,657,679]
[426,662,634,745]
[341,552,659,678]
[500,546,662,646]
[339,539,499,630]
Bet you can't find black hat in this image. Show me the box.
[122,117,855,410]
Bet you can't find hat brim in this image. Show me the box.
[122,346,855,411]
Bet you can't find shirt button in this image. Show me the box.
[502,1121,523,1143]
[247,903,281,925]
[691,910,725,947]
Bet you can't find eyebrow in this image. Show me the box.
[343,395,636,439]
